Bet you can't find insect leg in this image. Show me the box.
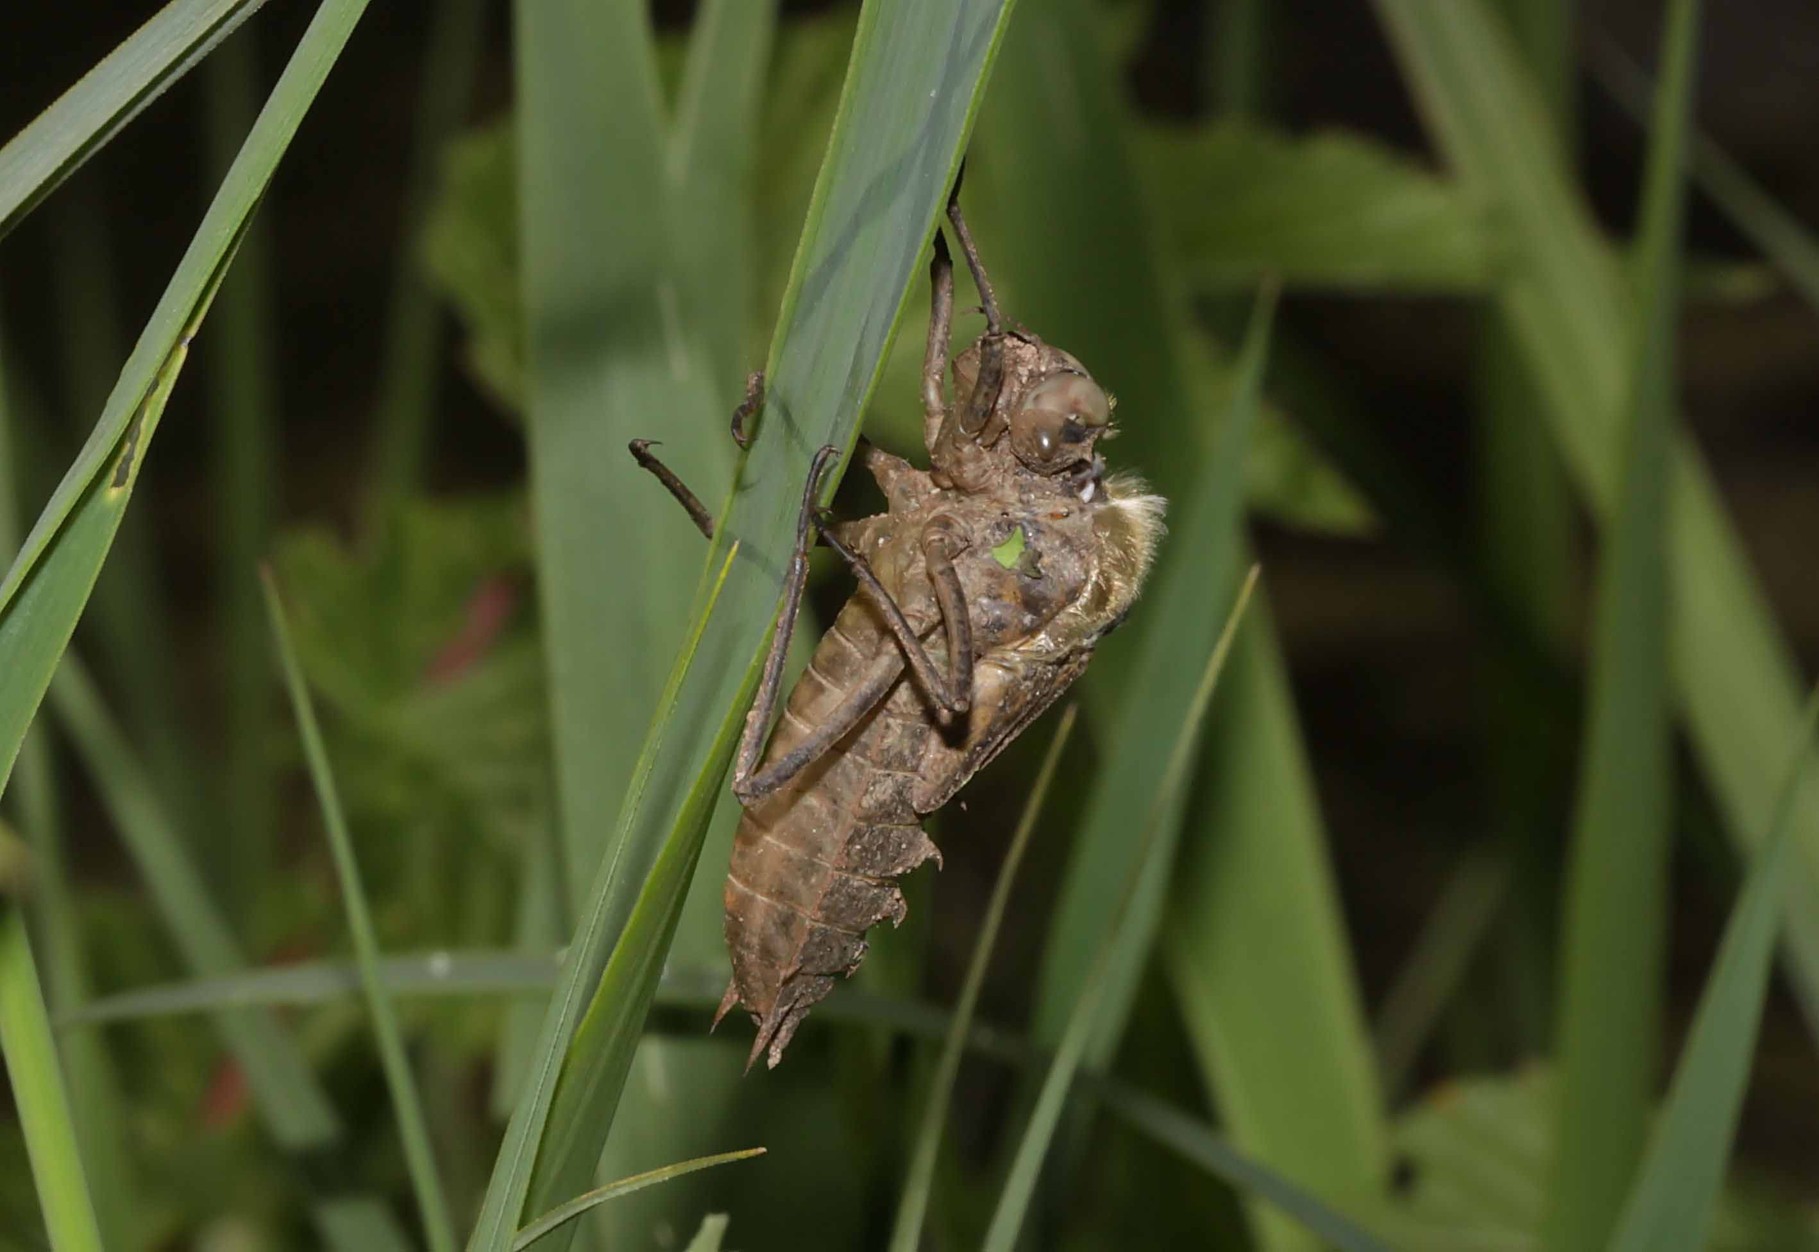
[730,370,764,449]
[946,186,1002,333]
[628,440,715,539]
[946,187,1006,439]
[732,649,902,803]
[813,516,972,720]
[922,231,954,424]
[731,445,844,798]
[628,371,769,538]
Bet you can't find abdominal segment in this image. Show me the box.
[720,623,943,1070]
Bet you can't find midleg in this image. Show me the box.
[629,371,769,537]
[813,514,974,722]
[730,445,844,801]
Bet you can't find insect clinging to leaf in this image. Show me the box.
[630,182,1166,1069]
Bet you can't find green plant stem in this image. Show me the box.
[0,901,105,1252]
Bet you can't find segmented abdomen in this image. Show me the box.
[723,594,942,1069]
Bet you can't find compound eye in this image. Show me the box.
[1011,373,1112,470]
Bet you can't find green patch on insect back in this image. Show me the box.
[991,525,1027,570]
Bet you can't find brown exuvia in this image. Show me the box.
[630,186,1165,1069]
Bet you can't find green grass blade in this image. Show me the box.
[0,0,376,797]
[984,570,1260,1252]
[466,547,740,1250]
[1372,846,1510,1099]
[1608,688,1819,1252]
[581,4,776,1239]
[204,34,280,912]
[1545,3,1699,1247]
[1034,284,1276,1063]
[361,0,488,530]
[1371,0,1819,1045]
[683,1215,730,1252]
[263,571,457,1252]
[1098,1084,1393,1252]
[0,0,273,237]
[0,898,104,1252]
[515,0,723,901]
[47,660,409,1252]
[1589,36,1819,317]
[468,1,1021,1244]
[889,706,1079,1252]
[47,176,208,900]
[65,949,566,1022]
[1474,0,1578,1064]
[0,328,140,1250]
[972,4,1386,1226]
[510,1149,764,1252]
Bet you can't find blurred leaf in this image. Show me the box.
[265,571,457,1252]
[362,0,489,525]
[1546,1,1698,1246]
[1373,1070,1819,1252]
[970,3,1387,1243]
[1035,288,1276,1063]
[1373,0,1819,1045]
[1609,691,1819,1252]
[891,707,1079,1252]
[1590,37,1819,319]
[683,1214,730,1252]
[0,900,104,1252]
[48,660,410,1251]
[510,1150,763,1251]
[0,0,375,799]
[0,0,273,237]
[986,571,1260,1252]
[422,119,523,412]
[1139,122,1493,293]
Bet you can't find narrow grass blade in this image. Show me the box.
[1372,846,1510,1098]
[1035,285,1276,1063]
[204,34,280,911]
[1372,0,1819,1044]
[510,1149,764,1251]
[1546,4,1699,1247]
[974,4,1386,1225]
[48,660,409,1252]
[0,328,140,1249]
[466,546,739,1250]
[683,1215,730,1252]
[0,0,273,237]
[1589,36,1819,317]
[263,570,457,1252]
[890,706,1079,1252]
[66,949,565,1022]
[47,178,208,899]
[582,4,778,1240]
[468,1,1022,1244]
[1608,688,1819,1252]
[0,0,376,798]
[361,0,488,530]
[1098,1084,1392,1252]
[0,900,104,1252]
[1471,0,1578,1064]
[984,569,1260,1252]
